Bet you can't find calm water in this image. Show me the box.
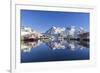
[21,39,89,63]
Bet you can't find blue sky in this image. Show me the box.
[21,10,89,33]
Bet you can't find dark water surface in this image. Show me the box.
[21,39,89,63]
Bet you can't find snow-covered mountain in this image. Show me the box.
[21,27,43,40]
[45,26,65,35]
[21,26,88,41]
[45,26,79,38]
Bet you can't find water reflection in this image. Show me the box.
[21,38,89,52]
[21,40,42,52]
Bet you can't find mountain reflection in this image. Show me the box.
[21,39,89,52]
[21,26,89,52]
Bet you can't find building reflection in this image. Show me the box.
[21,40,42,52]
